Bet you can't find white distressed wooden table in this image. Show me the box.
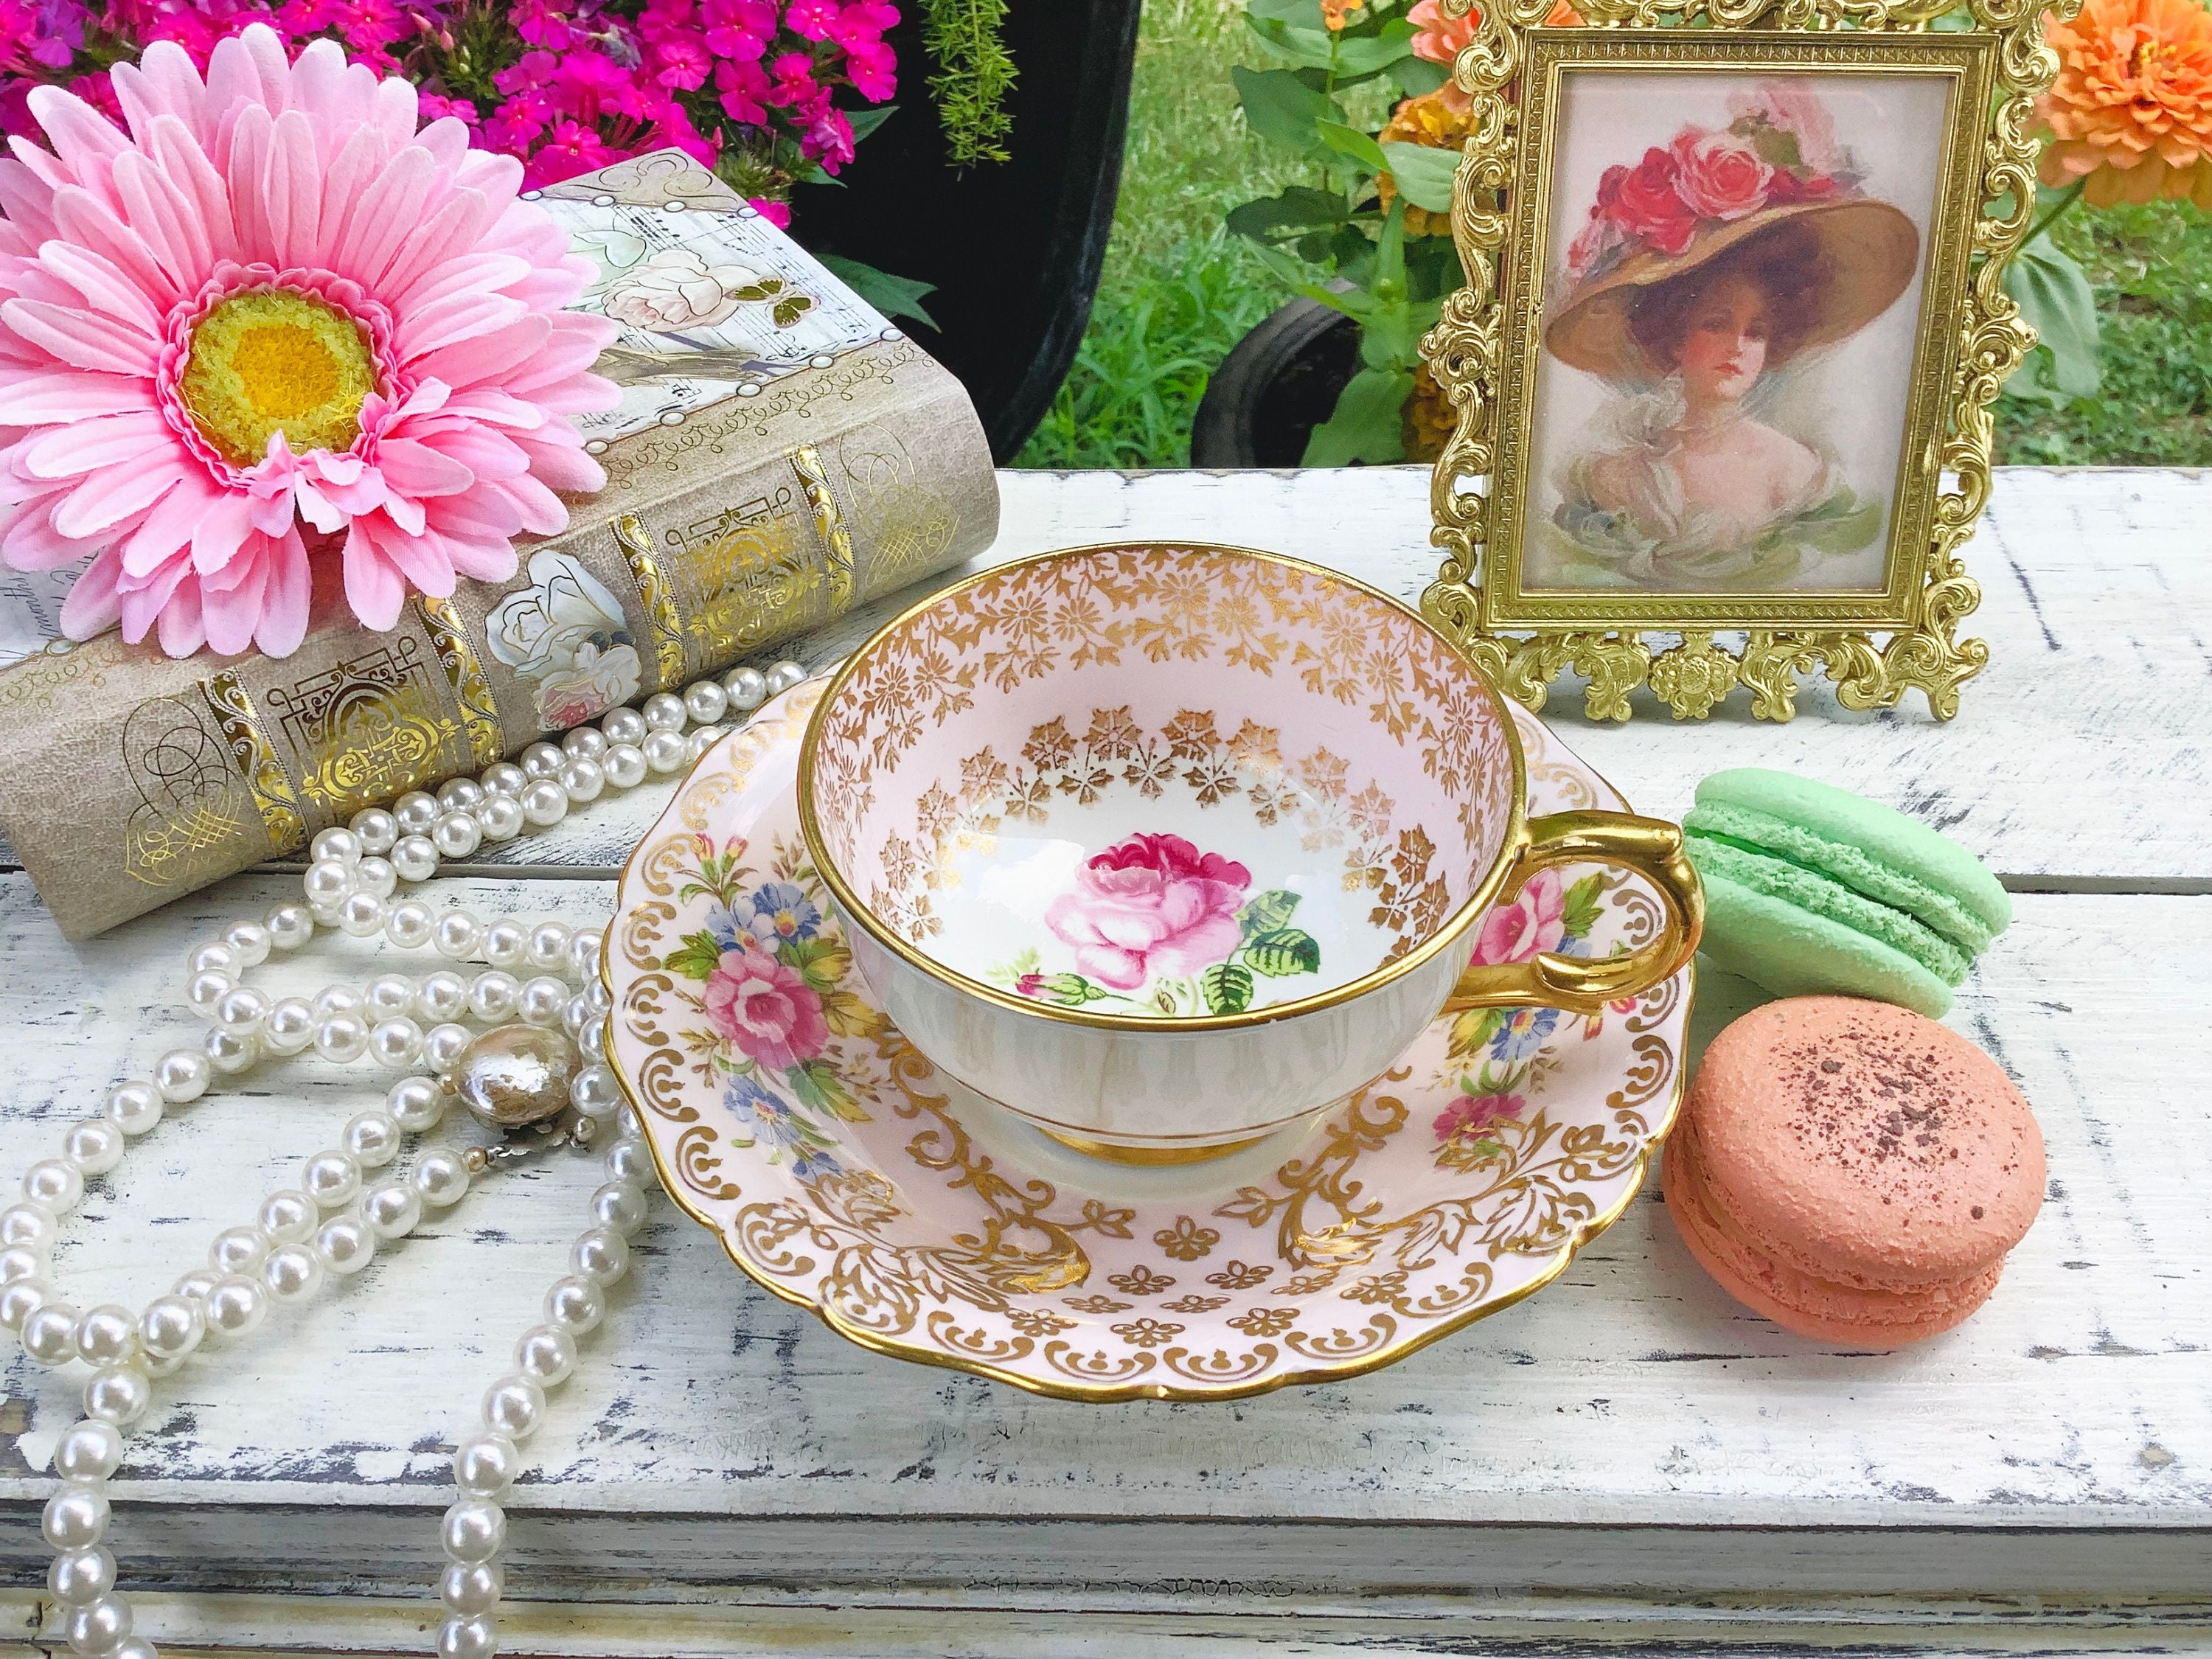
[2,466,2207,1658]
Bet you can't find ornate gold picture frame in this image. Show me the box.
[1419,0,2058,722]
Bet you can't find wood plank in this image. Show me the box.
[1,874,2206,1606]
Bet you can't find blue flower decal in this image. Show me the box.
[746,881,820,943]
[704,902,768,956]
[724,1074,840,1175]
[1489,1005,1561,1063]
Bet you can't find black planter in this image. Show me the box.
[1191,299,1360,468]
[791,0,1142,462]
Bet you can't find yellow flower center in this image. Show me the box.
[178,288,379,467]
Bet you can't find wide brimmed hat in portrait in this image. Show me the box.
[1543,81,1922,382]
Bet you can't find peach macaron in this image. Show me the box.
[1665,996,2044,1346]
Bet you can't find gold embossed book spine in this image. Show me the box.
[0,150,998,938]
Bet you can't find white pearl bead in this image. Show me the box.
[172,1267,222,1305]
[0,1242,44,1284]
[567,1065,620,1116]
[439,776,487,813]
[481,921,528,968]
[641,690,686,731]
[425,1023,473,1073]
[453,1431,519,1497]
[591,1180,649,1237]
[476,794,525,842]
[187,940,238,978]
[363,1180,423,1241]
[765,658,806,694]
[63,1593,132,1652]
[417,970,470,1023]
[263,998,316,1056]
[481,762,528,797]
[338,891,388,937]
[603,1137,652,1184]
[686,726,720,761]
[313,984,364,1020]
[559,757,605,802]
[520,740,564,778]
[302,858,354,903]
[580,1020,607,1061]
[355,854,398,899]
[518,976,568,1028]
[601,742,647,790]
[566,928,604,978]
[442,1495,507,1563]
[562,995,594,1041]
[204,1273,268,1339]
[185,970,234,1018]
[213,985,269,1036]
[21,1300,81,1364]
[150,1051,207,1107]
[205,1026,259,1075]
[315,1009,372,1062]
[601,706,647,745]
[683,678,728,724]
[316,1214,377,1275]
[434,909,484,960]
[371,1016,427,1068]
[25,1158,84,1212]
[572,1225,630,1286]
[468,972,520,1023]
[222,919,273,966]
[0,1276,52,1332]
[54,1420,122,1483]
[139,1293,205,1360]
[481,1374,545,1440]
[414,1150,471,1208]
[392,835,440,883]
[561,724,608,760]
[49,1543,115,1604]
[350,807,400,855]
[344,1110,403,1169]
[434,811,484,859]
[524,922,571,973]
[83,1364,152,1426]
[43,1484,109,1548]
[724,665,768,709]
[437,1613,499,1659]
[360,981,409,1027]
[265,902,316,950]
[209,1225,270,1276]
[543,1274,605,1335]
[394,789,441,833]
[389,1077,447,1133]
[74,1304,136,1366]
[62,1120,125,1177]
[311,825,362,866]
[520,777,568,825]
[302,1150,363,1208]
[107,1637,157,1659]
[258,1190,317,1245]
[385,898,436,950]
[515,1322,577,1385]
[0,1201,55,1251]
[641,729,687,774]
[264,1242,325,1301]
[441,1558,504,1615]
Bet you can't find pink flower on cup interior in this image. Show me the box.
[1433,1091,1525,1142]
[703,946,829,1073]
[1669,126,1773,221]
[1472,867,1565,967]
[1406,0,1478,65]
[1599,147,1699,255]
[1045,833,1252,992]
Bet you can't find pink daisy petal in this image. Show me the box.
[58,544,123,639]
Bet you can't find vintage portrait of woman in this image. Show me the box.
[1529,79,1930,594]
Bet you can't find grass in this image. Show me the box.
[1017,0,2212,469]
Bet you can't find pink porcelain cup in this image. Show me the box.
[797,544,1701,1162]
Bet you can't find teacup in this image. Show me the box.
[797,544,1701,1161]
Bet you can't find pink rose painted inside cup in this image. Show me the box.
[1043,833,1253,1001]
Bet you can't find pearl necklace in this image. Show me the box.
[6,660,807,1659]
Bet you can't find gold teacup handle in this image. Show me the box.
[1443,810,1704,1019]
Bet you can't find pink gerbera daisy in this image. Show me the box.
[0,24,619,657]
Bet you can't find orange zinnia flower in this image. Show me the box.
[2036,0,2212,209]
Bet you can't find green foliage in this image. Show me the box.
[1237,889,1303,938]
[919,0,1018,169]
[1997,198,2212,465]
[1242,928,1322,976]
[2002,187,2101,405]
[666,930,724,982]
[1560,873,1607,941]
[1202,961,1256,1015]
[818,253,939,328]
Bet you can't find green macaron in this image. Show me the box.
[1682,768,2011,1018]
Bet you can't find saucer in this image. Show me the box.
[606,679,1693,1401]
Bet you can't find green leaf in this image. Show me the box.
[2002,233,2101,405]
[1202,961,1255,1015]
[1316,119,1390,175]
[846,105,898,145]
[1237,888,1303,939]
[1247,0,1326,23]
[1380,141,1459,212]
[1232,64,1343,153]
[1226,186,1353,245]
[818,253,940,328]
[667,931,724,981]
[1394,55,1450,96]
[1560,872,1606,939]
[787,1059,867,1121]
[782,936,852,995]
[1243,928,1323,977]
[1302,365,1413,465]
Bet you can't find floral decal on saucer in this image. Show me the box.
[989,832,1321,1016]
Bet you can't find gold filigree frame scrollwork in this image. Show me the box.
[1419,0,2059,722]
